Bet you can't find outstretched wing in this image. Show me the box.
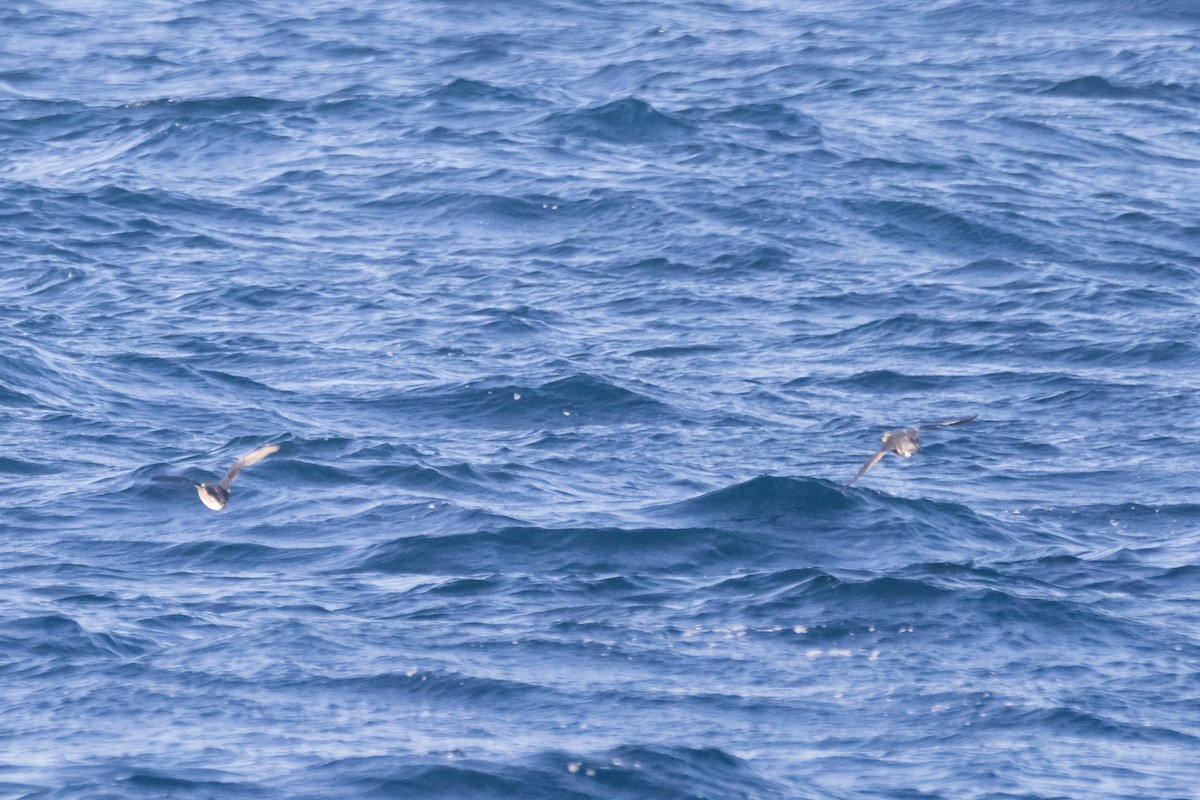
[153,475,199,486]
[846,448,888,487]
[919,415,977,430]
[219,444,280,489]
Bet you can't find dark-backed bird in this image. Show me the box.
[154,444,280,510]
[845,416,976,487]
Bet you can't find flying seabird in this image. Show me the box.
[845,416,976,487]
[154,444,280,510]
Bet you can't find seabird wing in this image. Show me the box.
[153,475,199,486]
[219,444,280,489]
[919,415,977,430]
[846,448,888,487]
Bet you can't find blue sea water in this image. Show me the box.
[3,0,1200,797]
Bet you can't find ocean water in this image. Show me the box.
[3,0,1200,797]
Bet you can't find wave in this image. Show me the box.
[303,744,783,800]
[296,667,549,706]
[346,525,739,576]
[358,373,680,429]
[162,540,340,569]
[1042,75,1200,105]
[338,475,1020,580]
[35,766,265,800]
[0,614,153,670]
[983,703,1200,745]
[422,77,539,108]
[665,474,852,521]
[845,198,1055,259]
[664,474,1002,530]
[117,770,264,797]
[543,97,695,144]
[0,455,58,476]
[706,101,823,149]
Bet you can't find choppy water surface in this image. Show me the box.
[3,1,1200,797]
